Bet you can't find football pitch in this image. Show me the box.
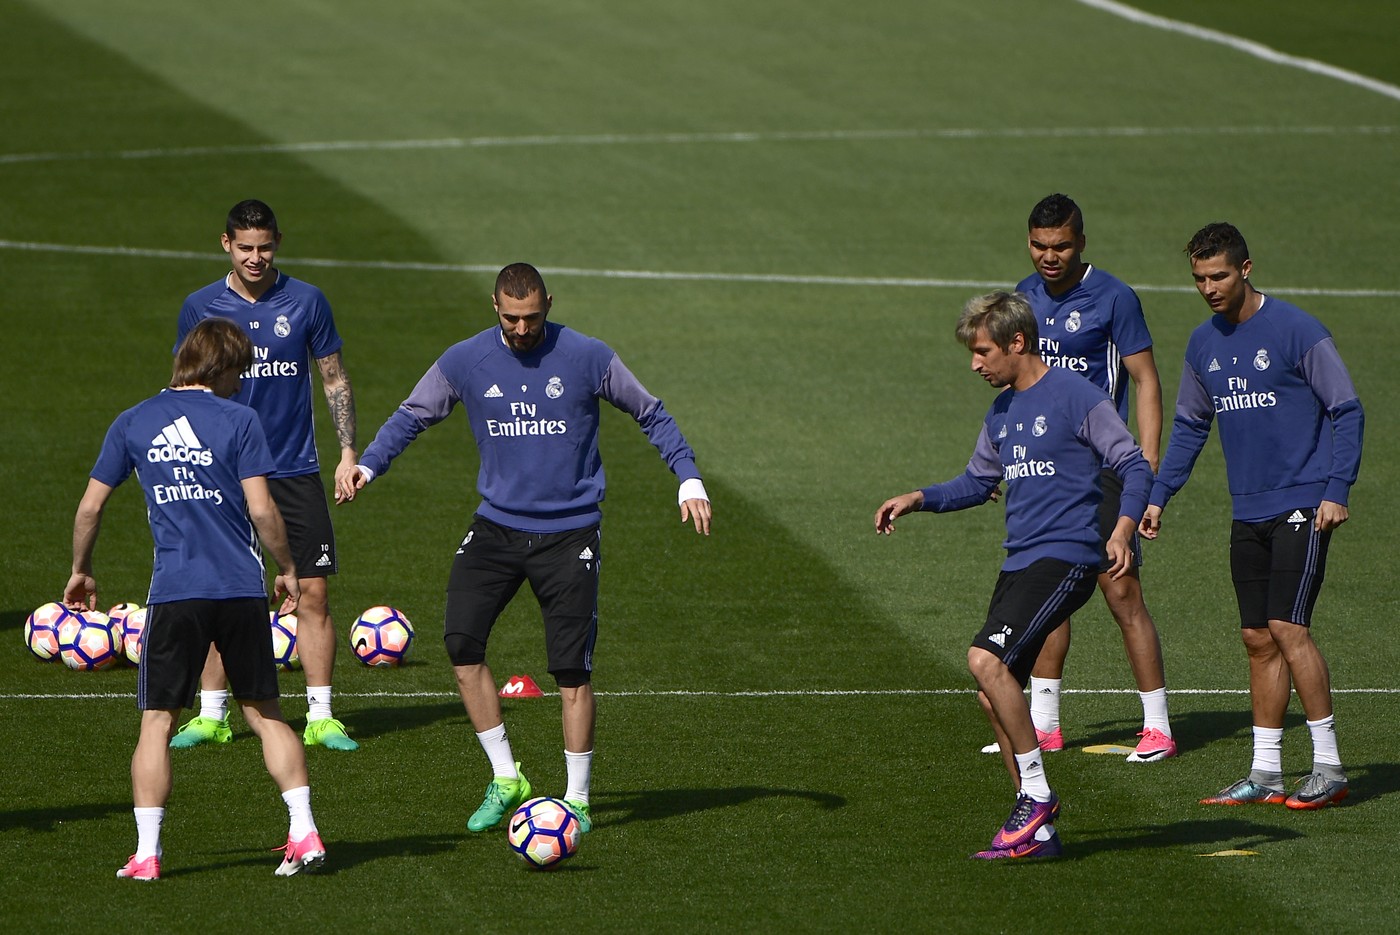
[2,0,1398,931]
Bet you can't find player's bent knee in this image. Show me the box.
[444,633,486,666]
[552,668,591,689]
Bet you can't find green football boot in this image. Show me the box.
[169,715,232,749]
[564,799,593,834]
[467,764,532,832]
[303,717,359,751]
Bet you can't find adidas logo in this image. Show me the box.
[989,631,1007,648]
[484,384,503,398]
[1208,358,1221,373]
[579,547,594,561]
[147,416,212,465]
[1287,510,1308,525]
[315,553,332,567]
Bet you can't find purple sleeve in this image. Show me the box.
[1080,400,1152,522]
[360,363,460,478]
[597,354,699,481]
[174,300,198,355]
[1110,288,1152,358]
[920,424,1001,512]
[90,416,134,488]
[1300,337,1364,503]
[235,412,278,480]
[1150,360,1214,508]
[307,289,343,360]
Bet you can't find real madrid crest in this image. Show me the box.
[546,376,564,399]
[1253,348,1270,371]
[1032,415,1048,437]
[1065,311,1082,333]
[274,314,292,338]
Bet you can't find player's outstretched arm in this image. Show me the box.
[65,478,115,610]
[875,491,924,535]
[318,351,360,494]
[677,477,711,535]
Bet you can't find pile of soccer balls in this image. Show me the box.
[25,601,415,672]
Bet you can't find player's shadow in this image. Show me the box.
[597,786,845,828]
[1073,707,1308,756]
[1065,815,1305,860]
[0,801,129,834]
[315,700,466,741]
[172,833,462,876]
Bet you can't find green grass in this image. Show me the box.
[2,1,1398,931]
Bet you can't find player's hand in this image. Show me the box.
[1139,505,1163,540]
[1315,500,1349,532]
[875,492,924,535]
[335,464,370,503]
[986,484,1003,504]
[273,574,301,608]
[63,573,97,611]
[1104,535,1132,580]
[681,497,711,536]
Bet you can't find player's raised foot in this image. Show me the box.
[467,765,532,832]
[980,727,1064,755]
[564,799,592,834]
[1126,727,1177,763]
[1200,778,1285,806]
[989,791,1060,851]
[274,831,327,876]
[303,717,358,751]
[972,827,1062,860]
[1285,772,1349,810]
[116,854,160,881]
[169,715,232,749]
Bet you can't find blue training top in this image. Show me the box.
[89,388,277,604]
[1151,295,1364,522]
[176,272,342,479]
[1017,265,1153,424]
[360,321,700,534]
[920,367,1153,570]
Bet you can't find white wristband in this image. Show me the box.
[356,464,377,484]
[678,477,708,505]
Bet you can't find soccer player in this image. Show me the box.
[983,193,1174,762]
[1142,223,1363,809]
[172,199,361,751]
[875,291,1152,859]
[65,319,326,881]
[338,262,712,835]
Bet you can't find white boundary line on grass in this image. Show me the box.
[3,687,1399,701]
[1076,0,1400,104]
[0,124,1394,165]
[3,238,1399,299]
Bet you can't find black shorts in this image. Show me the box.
[1230,508,1331,628]
[269,473,337,578]
[444,518,600,683]
[1095,469,1143,574]
[138,598,279,710]
[972,559,1098,685]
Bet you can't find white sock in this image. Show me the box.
[306,686,333,723]
[1140,688,1171,735]
[1014,748,1052,802]
[1251,725,1285,779]
[476,724,517,779]
[199,690,229,722]
[564,749,594,803]
[1028,677,1061,734]
[134,806,164,861]
[281,785,317,840]
[1307,715,1342,770]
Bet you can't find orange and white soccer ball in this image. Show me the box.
[507,797,582,868]
[57,610,123,671]
[108,603,146,665]
[349,606,414,667]
[24,602,73,661]
[270,611,300,672]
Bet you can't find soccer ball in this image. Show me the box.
[349,606,414,667]
[24,602,73,661]
[57,610,123,671]
[507,797,582,868]
[108,603,146,665]
[270,611,300,672]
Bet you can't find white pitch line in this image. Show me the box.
[3,687,1398,701]
[3,238,1398,299]
[0,124,1394,165]
[1076,0,1400,103]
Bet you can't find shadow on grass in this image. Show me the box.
[1075,707,1310,756]
[168,833,464,877]
[1068,815,1305,859]
[597,786,845,828]
[0,801,130,833]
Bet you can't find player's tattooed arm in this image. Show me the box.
[317,351,358,453]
